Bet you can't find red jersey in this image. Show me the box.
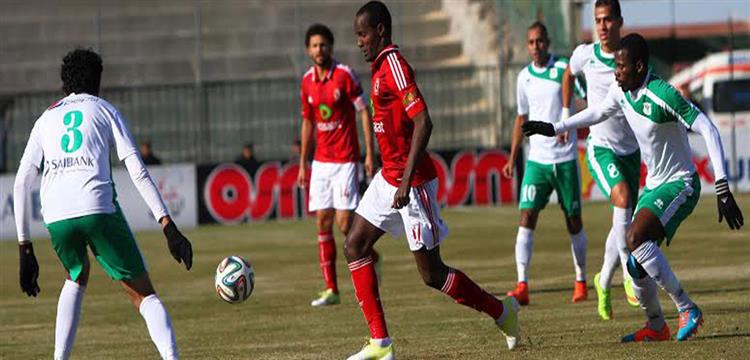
[370,45,437,186]
[300,60,366,163]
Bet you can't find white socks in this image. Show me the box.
[139,294,179,360]
[54,280,85,360]
[514,227,534,282]
[570,230,587,282]
[631,274,666,330]
[598,207,632,288]
[632,241,695,310]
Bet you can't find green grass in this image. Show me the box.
[1,195,748,359]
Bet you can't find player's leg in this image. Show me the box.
[509,160,554,305]
[407,178,519,350]
[86,209,179,359]
[625,175,702,341]
[345,173,398,359]
[309,161,340,306]
[555,159,587,303]
[47,218,89,360]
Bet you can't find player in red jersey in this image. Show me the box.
[344,2,520,359]
[298,24,377,307]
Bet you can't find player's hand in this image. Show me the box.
[162,219,193,270]
[716,179,744,230]
[364,154,375,179]
[392,183,411,209]
[19,242,40,297]
[556,131,569,144]
[297,164,307,188]
[521,121,555,137]
[502,162,514,179]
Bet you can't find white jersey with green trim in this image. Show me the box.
[569,43,639,155]
[597,73,700,189]
[18,93,140,223]
[517,56,577,164]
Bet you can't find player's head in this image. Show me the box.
[615,33,649,91]
[242,143,254,159]
[139,139,153,156]
[594,0,623,46]
[526,21,550,65]
[61,48,103,96]
[354,1,392,62]
[305,23,334,67]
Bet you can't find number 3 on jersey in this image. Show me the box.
[61,110,83,153]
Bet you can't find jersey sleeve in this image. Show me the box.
[516,71,529,116]
[300,80,314,122]
[342,67,367,112]
[105,104,139,161]
[386,54,426,119]
[568,45,587,76]
[18,122,44,170]
[658,82,701,128]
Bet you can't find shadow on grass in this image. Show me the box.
[690,286,750,295]
[696,332,750,340]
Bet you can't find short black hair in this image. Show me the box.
[243,143,254,150]
[528,21,549,40]
[620,33,649,66]
[305,23,334,47]
[61,48,102,96]
[595,0,622,19]
[356,1,392,38]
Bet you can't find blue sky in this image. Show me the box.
[582,0,750,29]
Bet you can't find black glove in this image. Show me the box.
[521,121,555,137]
[19,243,40,297]
[716,178,744,230]
[163,221,193,270]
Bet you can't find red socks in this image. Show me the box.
[441,268,504,320]
[349,256,389,339]
[318,232,338,293]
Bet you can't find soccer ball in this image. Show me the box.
[215,256,254,304]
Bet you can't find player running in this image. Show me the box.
[298,23,377,307]
[344,2,520,359]
[562,0,640,320]
[522,33,744,342]
[502,21,588,306]
[14,49,193,360]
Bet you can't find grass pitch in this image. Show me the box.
[1,195,748,359]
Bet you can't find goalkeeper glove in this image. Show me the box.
[716,178,744,230]
[163,221,193,270]
[19,242,40,297]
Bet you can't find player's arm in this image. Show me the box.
[298,117,314,187]
[358,105,375,179]
[393,109,432,209]
[13,124,43,297]
[109,106,192,270]
[502,114,526,179]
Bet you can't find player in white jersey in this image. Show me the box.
[502,21,589,306]
[562,0,640,320]
[523,33,744,342]
[14,49,193,360]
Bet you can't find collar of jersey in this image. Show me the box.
[373,45,399,68]
[627,70,653,102]
[312,59,338,82]
[594,43,616,69]
[528,55,555,74]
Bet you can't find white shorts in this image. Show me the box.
[355,171,449,251]
[308,160,360,212]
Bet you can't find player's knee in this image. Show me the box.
[626,255,647,279]
[610,184,630,208]
[419,269,447,290]
[519,210,537,229]
[343,235,367,262]
[337,217,351,235]
[566,216,583,234]
[626,228,644,252]
[316,214,334,232]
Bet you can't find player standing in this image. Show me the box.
[345,2,520,359]
[298,23,377,307]
[522,33,744,342]
[14,49,193,360]
[502,21,588,306]
[563,0,640,320]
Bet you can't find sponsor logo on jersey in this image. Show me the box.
[307,96,314,104]
[318,104,332,120]
[373,121,385,133]
[317,120,341,132]
[44,156,96,175]
[402,89,421,111]
[550,68,558,79]
[374,78,380,96]
[333,88,341,101]
[643,102,652,116]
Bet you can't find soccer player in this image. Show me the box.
[502,21,588,306]
[562,0,640,320]
[14,49,193,360]
[345,2,519,358]
[298,23,376,307]
[522,33,744,342]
